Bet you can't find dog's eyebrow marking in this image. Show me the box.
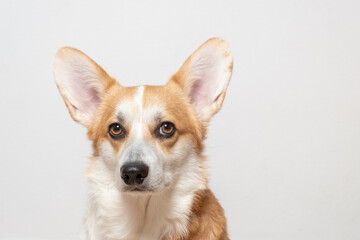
[154,112,162,124]
[143,105,164,126]
[116,112,125,124]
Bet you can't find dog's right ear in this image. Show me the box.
[54,47,116,127]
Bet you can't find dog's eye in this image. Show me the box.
[109,123,125,139]
[158,122,175,138]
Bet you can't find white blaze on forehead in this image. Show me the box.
[134,86,144,118]
[134,86,144,139]
[115,86,145,140]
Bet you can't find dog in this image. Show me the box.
[54,37,233,240]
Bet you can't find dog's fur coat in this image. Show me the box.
[54,38,233,240]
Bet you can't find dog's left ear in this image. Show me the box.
[169,37,233,122]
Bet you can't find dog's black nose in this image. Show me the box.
[121,162,149,185]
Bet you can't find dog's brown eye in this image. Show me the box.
[109,123,125,139]
[158,122,175,138]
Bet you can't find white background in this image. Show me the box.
[0,0,360,239]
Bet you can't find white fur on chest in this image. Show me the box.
[81,155,205,240]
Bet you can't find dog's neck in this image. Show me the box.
[82,153,206,240]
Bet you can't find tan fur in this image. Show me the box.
[88,85,137,155]
[163,190,228,240]
[187,189,228,240]
[143,84,205,154]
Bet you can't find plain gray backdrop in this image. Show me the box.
[1,0,359,239]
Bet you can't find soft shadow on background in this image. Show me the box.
[0,1,359,239]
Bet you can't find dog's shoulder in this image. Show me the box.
[183,189,229,240]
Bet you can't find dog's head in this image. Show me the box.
[54,38,233,194]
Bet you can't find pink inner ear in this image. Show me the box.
[84,88,100,114]
[189,60,219,111]
[69,70,101,116]
[190,80,208,110]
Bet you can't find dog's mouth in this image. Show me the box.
[129,187,146,192]
[122,185,153,193]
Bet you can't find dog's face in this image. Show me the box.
[54,38,233,194]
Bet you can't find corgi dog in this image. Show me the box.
[54,37,233,240]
